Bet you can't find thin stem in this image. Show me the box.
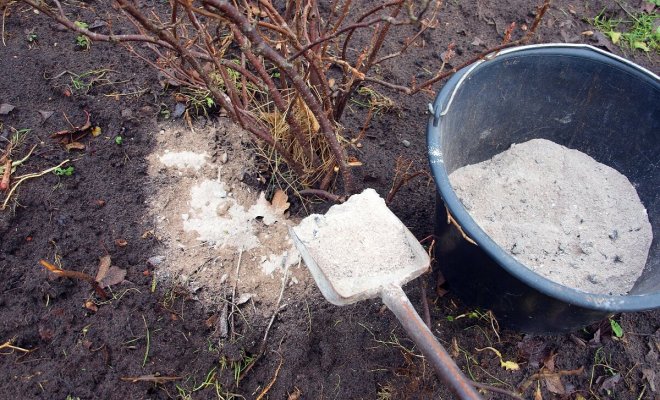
[298,189,345,203]
[204,0,354,193]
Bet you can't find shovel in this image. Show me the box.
[289,189,481,400]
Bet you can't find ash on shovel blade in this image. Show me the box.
[292,189,429,304]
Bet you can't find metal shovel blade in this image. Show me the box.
[289,189,481,400]
[289,189,429,305]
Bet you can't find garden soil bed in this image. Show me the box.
[1,1,658,399]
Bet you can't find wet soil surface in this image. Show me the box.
[1,1,658,399]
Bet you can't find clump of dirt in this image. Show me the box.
[449,138,652,295]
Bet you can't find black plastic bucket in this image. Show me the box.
[427,44,659,333]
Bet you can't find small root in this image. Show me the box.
[445,205,477,245]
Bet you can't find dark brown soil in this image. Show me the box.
[1,1,658,399]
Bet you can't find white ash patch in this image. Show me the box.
[159,150,207,170]
[145,120,312,310]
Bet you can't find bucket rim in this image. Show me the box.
[427,43,660,313]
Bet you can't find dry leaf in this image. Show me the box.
[294,97,319,133]
[84,300,98,312]
[541,352,564,393]
[642,368,656,392]
[0,103,15,115]
[205,314,218,328]
[544,374,565,394]
[91,126,102,137]
[95,255,112,283]
[39,110,54,122]
[249,191,288,226]
[471,36,484,46]
[501,360,521,371]
[95,255,126,288]
[599,373,621,392]
[236,293,254,305]
[115,238,128,247]
[451,337,460,358]
[98,266,126,288]
[348,156,363,167]
[477,346,520,371]
[287,387,302,400]
[441,43,456,63]
[534,384,543,400]
[271,189,289,214]
[65,142,86,151]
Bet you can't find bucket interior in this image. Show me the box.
[432,46,659,299]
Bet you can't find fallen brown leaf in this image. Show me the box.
[599,373,621,392]
[451,337,460,358]
[519,367,584,394]
[95,255,112,283]
[0,103,15,115]
[544,374,565,395]
[287,386,302,400]
[95,255,126,288]
[98,266,126,288]
[84,300,98,312]
[642,368,656,392]
[115,239,128,247]
[65,142,86,151]
[38,110,54,122]
[271,189,289,214]
[541,353,565,394]
[51,110,91,137]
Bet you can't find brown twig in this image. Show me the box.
[0,339,34,354]
[0,141,11,165]
[230,248,243,342]
[518,367,585,393]
[229,25,315,164]
[238,259,291,382]
[445,205,477,245]
[39,259,108,299]
[419,278,431,329]
[255,351,284,400]
[204,0,354,193]
[471,381,525,400]
[120,375,182,383]
[340,0,404,61]
[22,0,164,45]
[0,159,11,191]
[298,189,346,203]
[409,0,550,94]
[386,157,430,204]
[52,110,91,137]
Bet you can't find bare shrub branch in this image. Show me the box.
[17,0,549,197]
